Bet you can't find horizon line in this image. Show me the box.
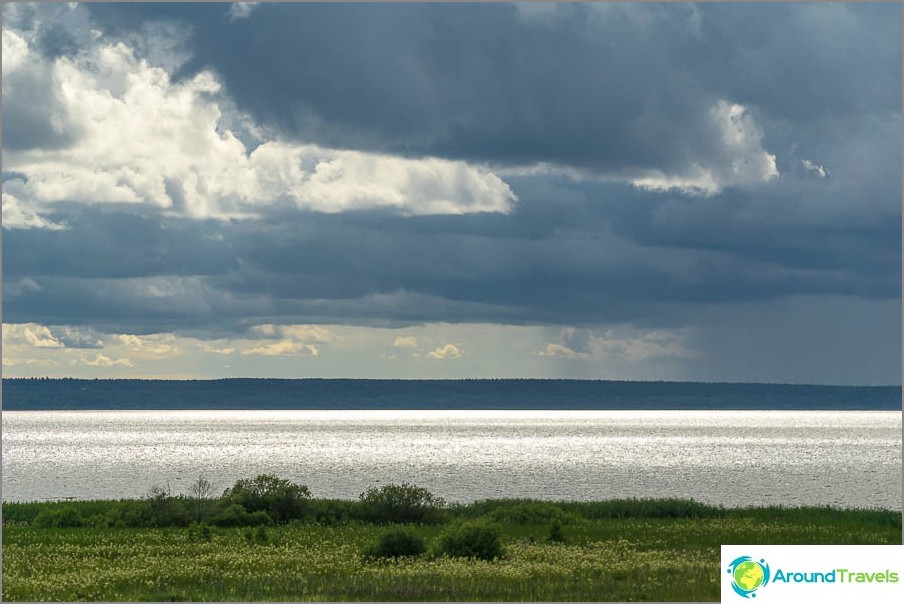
[3,376,901,389]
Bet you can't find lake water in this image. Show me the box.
[1,410,901,509]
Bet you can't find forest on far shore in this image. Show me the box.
[2,378,900,410]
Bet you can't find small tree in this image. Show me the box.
[358,483,446,524]
[146,482,172,500]
[189,475,213,524]
[221,474,311,523]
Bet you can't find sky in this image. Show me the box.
[1,2,901,384]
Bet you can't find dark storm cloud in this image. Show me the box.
[3,176,899,334]
[2,207,237,279]
[570,180,902,281]
[84,2,900,173]
[2,272,273,337]
[698,3,901,122]
[228,181,899,309]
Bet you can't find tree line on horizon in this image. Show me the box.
[2,377,899,410]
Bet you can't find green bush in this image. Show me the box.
[362,528,428,560]
[546,520,566,543]
[34,507,84,528]
[1,502,48,526]
[4,501,119,526]
[243,525,271,545]
[142,485,193,527]
[187,523,213,542]
[151,498,192,527]
[222,474,311,523]
[358,483,446,524]
[109,500,153,527]
[434,521,505,561]
[208,504,243,527]
[208,503,274,527]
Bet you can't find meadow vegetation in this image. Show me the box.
[2,475,901,601]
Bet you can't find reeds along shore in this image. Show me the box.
[3,478,901,602]
[3,493,901,602]
[3,477,901,529]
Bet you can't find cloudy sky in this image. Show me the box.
[2,2,900,384]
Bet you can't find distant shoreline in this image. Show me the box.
[2,378,900,410]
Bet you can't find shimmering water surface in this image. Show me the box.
[2,410,900,508]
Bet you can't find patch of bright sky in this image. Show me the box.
[1,322,699,381]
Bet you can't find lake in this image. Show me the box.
[2,410,900,508]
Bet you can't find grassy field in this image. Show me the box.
[2,498,901,602]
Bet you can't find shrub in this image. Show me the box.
[34,507,84,528]
[362,528,428,560]
[144,484,192,527]
[208,503,274,527]
[1,502,47,526]
[546,520,566,543]
[222,474,311,523]
[358,483,446,524]
[206,505,241,527]
[243,525,270,545]
[434,521,505,561]
[187,523,213,542]
[152,499,192,527]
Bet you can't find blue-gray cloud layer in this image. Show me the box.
[3,2,901,383]
[84,3,900,167]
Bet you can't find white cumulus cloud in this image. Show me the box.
[538,343,590,359]
[633,100,779,195]
[2,191,68,230]
[236,324,334,356]
[2,323,64,348]
[198,342,236,355]
[801,159,829,178]
[241,340,319,356]
[79,353,135,368]
[393,336,420,348]
[114,333,180,356]
[427,343,463,360]
[2,28,29,74]
[1,29,516,228]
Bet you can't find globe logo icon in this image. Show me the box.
[727,556,771,598]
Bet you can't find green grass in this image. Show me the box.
[2,498,900,601]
